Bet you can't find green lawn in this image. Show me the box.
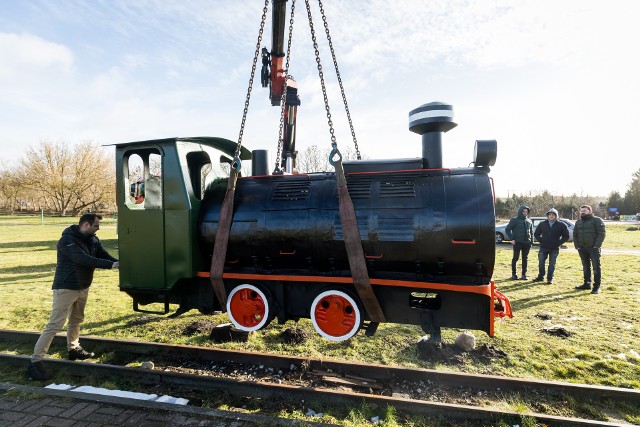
[1,215,639,392]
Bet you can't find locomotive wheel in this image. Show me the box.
[310,290,362,341]
[226,284,271,332]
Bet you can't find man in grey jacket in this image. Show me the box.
[27,213,119,380]
[573,205,606,294]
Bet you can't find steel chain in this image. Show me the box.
[317,0,360,160]
[275,0,297,172]
[235,0,270,167]
[304,0,337,150]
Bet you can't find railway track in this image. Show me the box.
[1,329,637,426]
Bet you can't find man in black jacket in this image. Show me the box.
[532,208,569,284]
[27,213,119,381]
[573,205,606,294]
[505,205,534,280]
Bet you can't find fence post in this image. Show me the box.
[41,209,44,225]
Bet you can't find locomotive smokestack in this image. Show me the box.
[408,102,457,169]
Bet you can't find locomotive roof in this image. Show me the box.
[110,136,252,160]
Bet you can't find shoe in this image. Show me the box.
[519,276,528,280]
[575,283,591,290]
[591,286,601,294]
[546,280,553,285]
[510,274,518,280]
[28,361,49,380]
[532,277,544,282]
[68,347,95,361]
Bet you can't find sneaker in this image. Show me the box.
[27,361,49,380]
[590,286,601,294]
[68,347,95,361]
[575,283,591,290]
[532,277,544,282]
[546,280,553,285]
[519,276,528,280]
[510,274,518,280]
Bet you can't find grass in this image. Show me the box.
[1,215,639,425]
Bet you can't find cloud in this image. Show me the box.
[0,33,73,78]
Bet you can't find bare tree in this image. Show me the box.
[296,144,364,173]
[0,165,23,213]
[20,140,115,216]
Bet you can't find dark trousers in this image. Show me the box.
[578,247,601,286]
[538,247,559,280]
[511,242,532,276]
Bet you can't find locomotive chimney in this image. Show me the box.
[408,102,457,169]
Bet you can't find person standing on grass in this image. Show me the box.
[27,213,119,381]
[533,208,569,284]
[505,205,534,280]
[574,205,606,294]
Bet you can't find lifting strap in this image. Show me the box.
[305,0,384,322]
[209,0,270,309]
[333,152,386,323]
[209,168,238,308]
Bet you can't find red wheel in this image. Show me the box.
[227,284,270,331]
[310,290,362,341]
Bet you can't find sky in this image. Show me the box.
[1,0,639,198]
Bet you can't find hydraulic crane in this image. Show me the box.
[261,0,300,173]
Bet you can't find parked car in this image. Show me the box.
[495,217,574,243]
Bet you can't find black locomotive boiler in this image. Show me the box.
[115,102,512,341]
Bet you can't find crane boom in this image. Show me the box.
[261,0,300,173]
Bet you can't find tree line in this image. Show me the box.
[492,168,640,220]
[0,140,115,216]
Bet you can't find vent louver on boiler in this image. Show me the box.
[380,179,416,198]
[346,179,373,199]
[378,217,415,241]
[271,180,311,201]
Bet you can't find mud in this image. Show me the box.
[182,319,218,336]
[278,327,312,345]
[417,341,507,363]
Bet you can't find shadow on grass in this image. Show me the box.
[0,238,117,251]
[511,289,583,311]
[0,263,56,284]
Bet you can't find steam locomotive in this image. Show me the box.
[115,101,512,341]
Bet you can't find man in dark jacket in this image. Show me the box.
[28,213,119,381]
[533,208,569,284]
[505,205,534,280]
[573,205,606,294]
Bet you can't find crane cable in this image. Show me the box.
[304,0,385,323]
[210,0,270,309]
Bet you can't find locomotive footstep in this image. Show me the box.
[209,323,251,342]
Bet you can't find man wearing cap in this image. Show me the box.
[533,208,569,284]
[505,205,534,280]
[573,205,606,294]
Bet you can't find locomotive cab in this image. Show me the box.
[114,137,251,312]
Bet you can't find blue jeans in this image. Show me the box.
[538,247,559,280]
[578,247,601,286]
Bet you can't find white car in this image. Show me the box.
[495,217,574,244]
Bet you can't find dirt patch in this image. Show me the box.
[535,312,553,320]
[278,327,312,345]
[542,325,573,337]
[417,341,508,363]
[182,319,218,336]
[126,315,155,327]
